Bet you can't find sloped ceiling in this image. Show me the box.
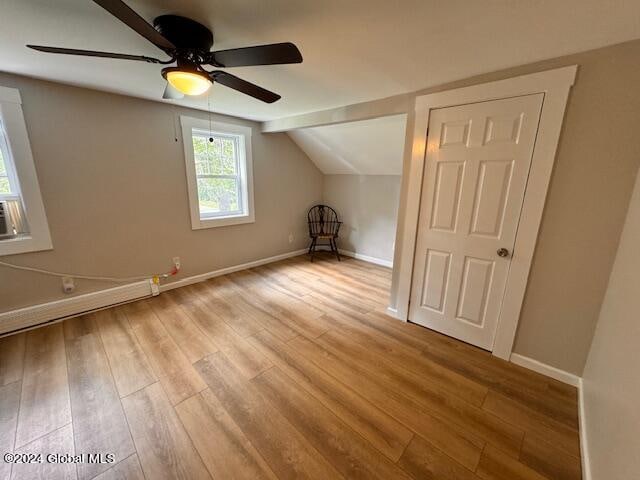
[2,0,640,120]
[287,115,406,175]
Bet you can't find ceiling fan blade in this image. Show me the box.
[92,0,175,51]
[162,83,184,100]
[27,45,164,63]
[211,71,281,103]
[208,42,302,68]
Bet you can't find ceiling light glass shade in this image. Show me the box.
[166,70,211,95]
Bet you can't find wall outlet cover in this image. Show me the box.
[62,276,75,294]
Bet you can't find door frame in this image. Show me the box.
[388,65,577,360]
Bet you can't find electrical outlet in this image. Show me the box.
[172,256,181,270]
[288,233,294,244]
[62,276,75,294]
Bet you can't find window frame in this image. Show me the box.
[0,122,21,197]
[192,128,244,219]
[0,86,52,256]
[180,116,255,229]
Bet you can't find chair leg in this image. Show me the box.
[309,237,317,262]
[332,237,341,261]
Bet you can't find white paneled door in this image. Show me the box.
[409,94,544,350]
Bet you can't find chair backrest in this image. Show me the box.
[307,205,341,236]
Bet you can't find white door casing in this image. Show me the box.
[409,94,543,350]
[388,66,576,359]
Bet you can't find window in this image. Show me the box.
[193,132,243,217]
[0,86,52,256]
[0,132,15,195]
[181,116,254,229]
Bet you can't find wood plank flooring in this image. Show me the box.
[0,254,581,480]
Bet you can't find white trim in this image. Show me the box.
[0,86,21,104]
[159,249,307,292]
[509,353,580,387]
[340,250,393,268]
[0,86,53,256]
[386,306,399,317]
[578,378,592,480]
[0,248,307,336]
[310,245,394,268]
[0,280,154,335]
[389,66,577,360]
[510,351,591,480]
[262,93,412,132]
[180,116,255,230]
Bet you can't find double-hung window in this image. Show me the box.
[0,86,52,256]
[0,125,19,196]
[181,116,254,229]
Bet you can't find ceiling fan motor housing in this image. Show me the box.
[27,1,302,103]
[153,15,214,51]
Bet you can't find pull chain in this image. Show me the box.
[208,91,213,142]
[172,104,178,142]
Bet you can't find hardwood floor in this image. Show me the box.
[0,254,581,480]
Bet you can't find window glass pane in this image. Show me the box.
[197,177,240,216]
[0,149,6,175]
[0,141,11,194]
[193,134,237,176]
[0,178,10,194]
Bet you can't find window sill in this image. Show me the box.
[193,212,255,230]
[0,233,53,256]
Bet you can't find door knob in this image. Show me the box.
[497,248,510,258]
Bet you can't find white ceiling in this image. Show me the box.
[2,0,640,121]
[288,114,406,175]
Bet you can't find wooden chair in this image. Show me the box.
[307,205,342,261]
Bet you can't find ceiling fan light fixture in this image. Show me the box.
[28,2,303,103]
[162,68,211,96]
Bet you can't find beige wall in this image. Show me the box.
[506,41,640,374]
[0,73,323,312]
[323,175,401,263]
[4,39,640,376]
[390,39,640,374]
[582,169,640,479]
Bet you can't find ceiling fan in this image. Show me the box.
[26,0,303,103]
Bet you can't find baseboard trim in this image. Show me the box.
[309,246,393,268]
[578,378,592,480]
[0,248,308,336]
[0,280,153,336]
[386,306,399,317]
[509,353,580,387]
[509,353,590,480]
[159,249,307,292]
[340,250,393,268]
